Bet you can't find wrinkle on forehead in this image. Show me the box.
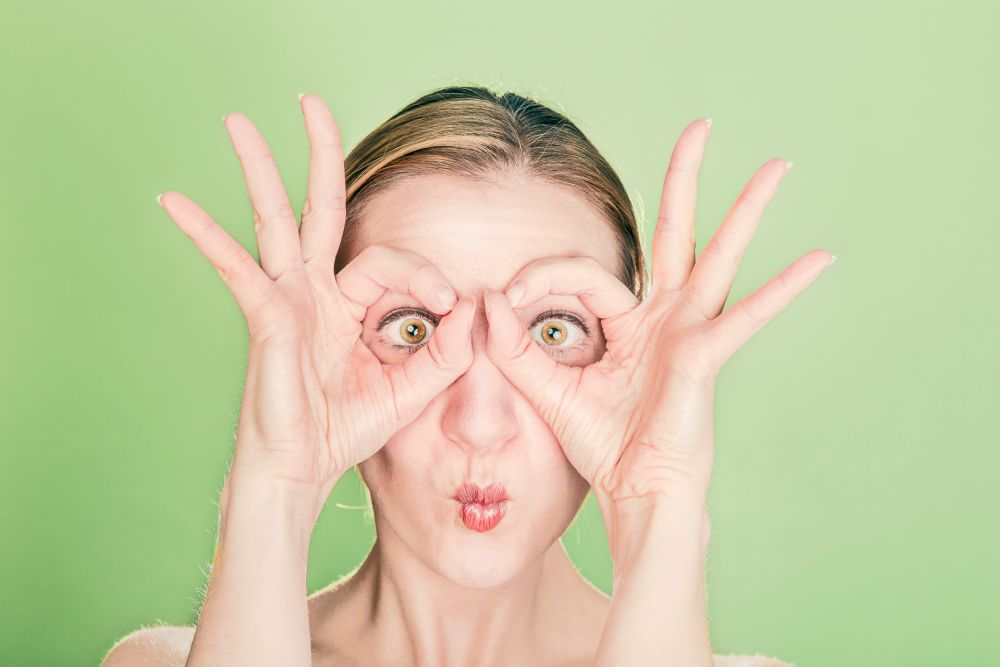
[348,172,623,295]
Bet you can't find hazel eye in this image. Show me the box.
[528,310,587,355]
[378,308,438,354]
[397,317,431,344]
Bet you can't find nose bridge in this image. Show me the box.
[439,295,518,454]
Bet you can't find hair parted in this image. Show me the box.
[336,84,648,301]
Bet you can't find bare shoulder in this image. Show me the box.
[100,625,196,667]
[713,653,795,667]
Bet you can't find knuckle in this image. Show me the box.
[316,138,343,151]
[775,270,794,294]
[684,285,715,321]
[412,259,443,286]
[737,297,760,323]
[655,213,693,239]
[734,191,761,210]
[424,333,450,369]
[666,160,693,175]
[308,191,347,213]
[244,148,274,163]
[216,240,254,282]
[254,201,297,224]
[701,240,740,271]
[356,242,388,263]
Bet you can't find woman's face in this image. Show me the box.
[348,171,623,588]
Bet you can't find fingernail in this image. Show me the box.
[828,254,837,265]
[297,92,306,101]
[506,280,525,308]
[704,118,713,134]
[155,193,164,207]
[785,160,795,171]
[437,285,457,309]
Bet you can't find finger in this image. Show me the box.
[384,296,476,423]
[707,249,834,368]
[158,191,276,318]
[503,256,639,318]
[223,112,303,281]
[483,289,581,425]
[650,119,711,294]
[297,93,346,271]
[335,244,459,319]
[687,157,791,320]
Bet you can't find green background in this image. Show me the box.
[2,0,997,665]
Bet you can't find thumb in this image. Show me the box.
[384,296,476,423]
[483,289,578,424]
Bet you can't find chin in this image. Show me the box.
[430,502,539,588]
[435,547,526,589]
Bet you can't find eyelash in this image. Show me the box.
[377,307,441,355]
[528,309,590,357]
[376,307,591,356]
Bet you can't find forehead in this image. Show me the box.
[347,172,622,294]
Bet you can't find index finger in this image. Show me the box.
[335,244,460,318]
[502,255,639,319]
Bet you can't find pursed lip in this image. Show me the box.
[453,482,510,505]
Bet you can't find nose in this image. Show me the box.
[439,295,519,455]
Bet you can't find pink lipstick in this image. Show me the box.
[454,482,510,532]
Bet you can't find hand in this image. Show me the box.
[157,94,475,514]
[482,119,834,506]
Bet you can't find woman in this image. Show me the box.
[103,86,831,666]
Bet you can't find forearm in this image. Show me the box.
[593,486,713,667]
[185,467,327,667]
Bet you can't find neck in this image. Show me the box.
[321,522,603,667]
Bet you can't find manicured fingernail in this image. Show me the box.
[437,285,457,309]
[506,280,525,307]
[155,193,164,207]
[298,92,306,100]
[704,118,713,134]
[785,160,795,171]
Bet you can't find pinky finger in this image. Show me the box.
[158,191,276,319]
[707,249,835,367]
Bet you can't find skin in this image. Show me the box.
[305,170,622,665]
[102,93,826,666]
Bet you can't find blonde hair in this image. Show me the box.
[335,85,648,301]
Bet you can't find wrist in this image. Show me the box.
[596,488,711,574]
[219,464,334,550]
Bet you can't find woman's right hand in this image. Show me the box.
[157,94,475,518]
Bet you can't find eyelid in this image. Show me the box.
[527,309,592,337]
[375,307,441,332]
[375,307,592,348]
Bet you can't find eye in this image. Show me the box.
[377,307,439,355]
[528,309,591,357]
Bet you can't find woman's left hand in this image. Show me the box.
[483,118,835,507]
